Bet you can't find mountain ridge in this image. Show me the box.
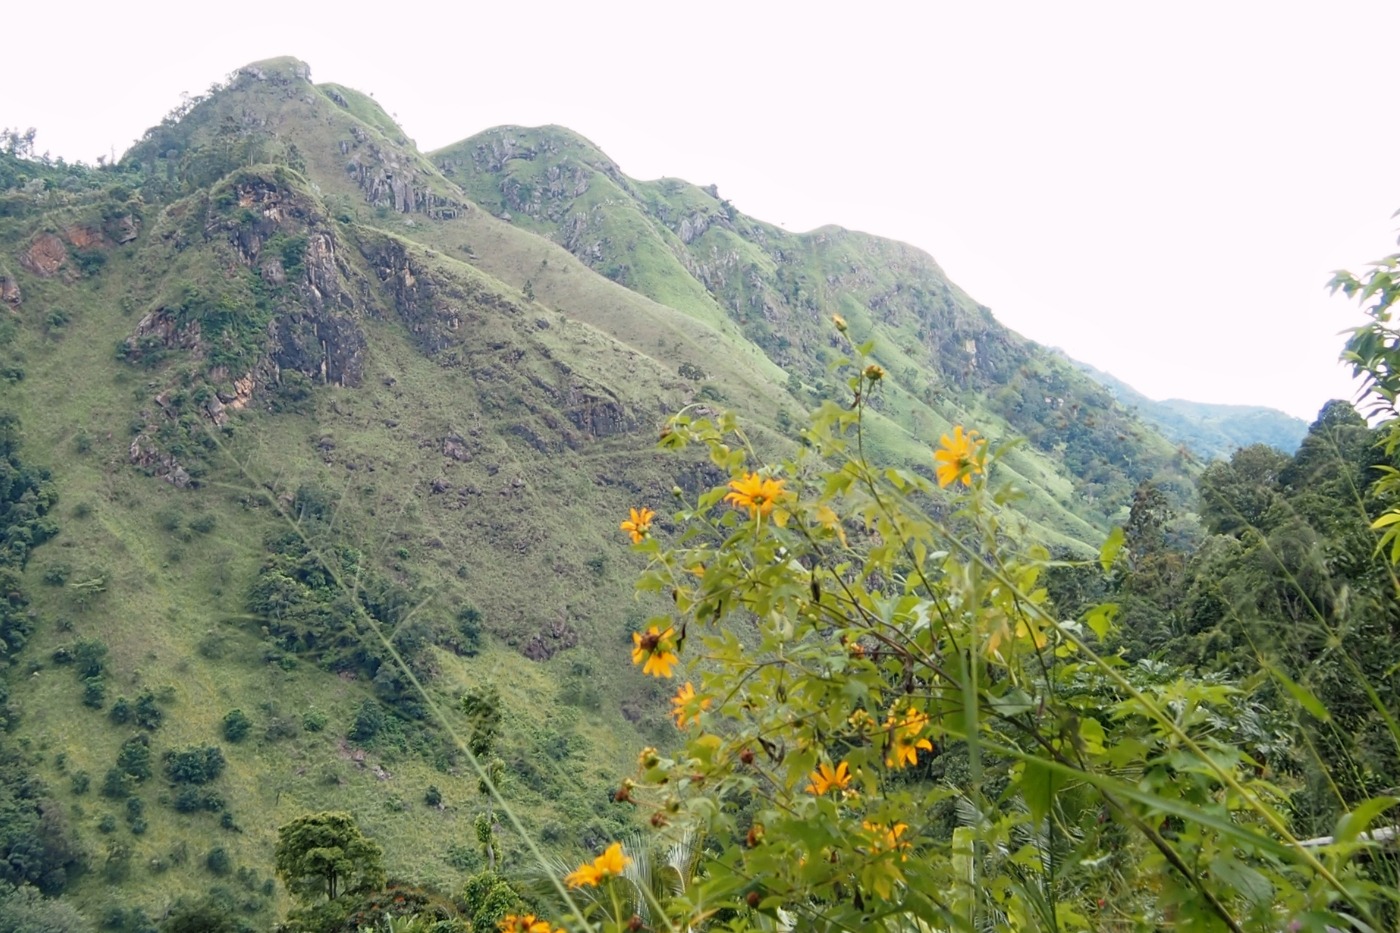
[0,55,1231,925]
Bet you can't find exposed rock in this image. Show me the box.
[520,616,579,662]
[203,395,227,426]
[441,435,473,462]
[19,233,67,277]
[564,384,637,443]
[129,434,191,488]
[677,212,712,244]
[108,214,140,244]
[0,274,19,307]
[127,308,203,356]
[224,375,255,410]
[342,141,469,219]
[63,225,107,250]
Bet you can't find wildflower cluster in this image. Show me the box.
[599,319,1378,932]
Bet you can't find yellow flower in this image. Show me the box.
[563,861,600,888]
[499,914,562,933]
[884,709,934,769]
[620,506,655,544]
[832,313,848,332]
[863,364,885,382]
[631,625,679,678]
[933,425,985,488]
[593,841,629,878]
[671,681,711,728]
[725,472,786,518]
[565,841,631,888]
[862,820,912,859]
[806,759,853,795]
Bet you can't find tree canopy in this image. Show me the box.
[273,811,385,903]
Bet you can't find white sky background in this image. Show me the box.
[6,1,1399,421]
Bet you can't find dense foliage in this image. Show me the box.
[521,336,1400,932]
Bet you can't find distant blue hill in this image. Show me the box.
[1067,357,1309,460]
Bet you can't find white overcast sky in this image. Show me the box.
[6,1,1399,421]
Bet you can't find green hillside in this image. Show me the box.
[0,57,1205,928]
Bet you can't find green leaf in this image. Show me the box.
[1076,716,1106,754]
[1084,602,1118,641]
[1210,854,1273,905]
[985,741,1296,860]
[1369,510,1400,530]
[1098,526,1125,573]
[1333,795,1400,846]
[1022,758,1057,826]
[1263,662,1330,722]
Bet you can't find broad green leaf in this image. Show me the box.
[1084,602,1118,641]
[1022,757,1057,826]
[1099,526,1125,573]
[1210,854,1273,905]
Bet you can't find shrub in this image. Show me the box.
[133,690,163,730]
[205,847,231,876]
[221,709,251,742]
[116,734,151,782]
[100,768,131,799]
[347,700,384,743]
[163,746,225,785]
[81,676,105,709]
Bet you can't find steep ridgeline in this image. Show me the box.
[435,125,1195,528]
[0,56,1195,923]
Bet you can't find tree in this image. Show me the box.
[1332,240,1400,560]
[1198,444,1290,536]
[221,709,251,742]
[273,811,385,903]
[0,883,86,933]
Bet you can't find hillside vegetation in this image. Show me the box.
[0,57,1381,931]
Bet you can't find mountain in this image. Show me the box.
[0,57,1201,925]
[1069,358,1309,460]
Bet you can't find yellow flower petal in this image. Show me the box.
[724,472,786,518]
[933,426,985,488]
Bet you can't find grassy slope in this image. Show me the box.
[0,55,1194,923]
[436,126,1194,538]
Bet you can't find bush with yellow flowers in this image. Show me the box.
[601,330,1399,932]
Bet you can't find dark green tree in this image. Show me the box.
[273,811,385,903]
[221,709,251,743]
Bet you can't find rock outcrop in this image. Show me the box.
[18,232,67,277]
